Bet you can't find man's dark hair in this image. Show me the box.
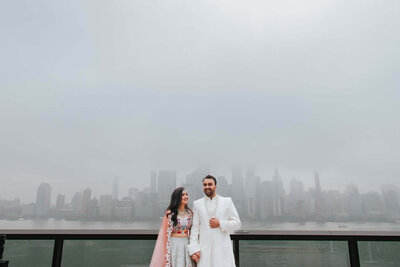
[202,175,217,185]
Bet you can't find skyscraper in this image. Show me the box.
[150,171,157,194]
[381,184,400,219]
[362,191,383,218]
[99,194,113,218]
[288,178,306,218]
[232,166,245,215]
[216,176,231,197]
[81,188,92,216]
[344,184,363,217]
[272,168,284,217]
[314,172,322,217]
[259,181,274,219]
[35,183,51,217]
[315,172,321,193]
[56,194,65,210]
[185,168,209,203]
[113,177,119,200]
[244,167,260,218]
[72,192,83,211]
[157,170,177,206]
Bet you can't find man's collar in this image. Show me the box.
[205,194,219,201]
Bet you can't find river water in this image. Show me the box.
[1,218,400,231]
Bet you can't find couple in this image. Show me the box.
[150,175,241,267]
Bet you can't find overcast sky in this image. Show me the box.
[1,0,399,203]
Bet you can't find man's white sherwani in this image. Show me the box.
[188,195,241,267]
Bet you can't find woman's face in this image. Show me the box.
[181,190,189,205]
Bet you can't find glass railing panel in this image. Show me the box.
[61,239,156,267]
[359,241,400,267]
[239,240,350,267]
[3,240,54,267]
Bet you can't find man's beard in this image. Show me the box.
[204,189,214,197]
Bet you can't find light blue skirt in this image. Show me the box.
[170,236,194,267]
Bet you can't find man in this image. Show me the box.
[188,175,241,267]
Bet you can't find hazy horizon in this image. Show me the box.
[1,0,399,203]
[1,166,398,204]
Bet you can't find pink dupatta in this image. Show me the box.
[150,215,172,267]
[150,210,193,267]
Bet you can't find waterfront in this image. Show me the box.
[2,219,400,266]
[2,218,400,231]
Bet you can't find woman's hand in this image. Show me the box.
[191,254,199,263]
[191,251,200,263]
[165,210,171,216]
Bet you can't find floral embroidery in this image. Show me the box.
[165,214,173,267]
[172,209,193,234]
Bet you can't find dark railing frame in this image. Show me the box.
[2,230,400,267]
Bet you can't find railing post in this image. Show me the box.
[52,237,64,267]
[0,234,9,267]
[348,240,360,267]
[233,237,239,267]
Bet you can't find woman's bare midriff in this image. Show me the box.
[170,233,188,238]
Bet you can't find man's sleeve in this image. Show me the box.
[188,202,200,255]
[219,198,241,233]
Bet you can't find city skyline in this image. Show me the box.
[1,167,400,224]
[1,166,398,204]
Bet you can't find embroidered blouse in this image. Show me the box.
[172,211,192,234]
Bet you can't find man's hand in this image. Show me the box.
[209,217,220,228]
[191,251,201,263]
[191,254,198,263]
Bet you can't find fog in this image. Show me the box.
[1,0,399,203]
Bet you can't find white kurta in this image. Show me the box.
[188,195,241,267]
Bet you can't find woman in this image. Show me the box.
[150,187,197,267]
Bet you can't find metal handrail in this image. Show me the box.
[2,229,400,267]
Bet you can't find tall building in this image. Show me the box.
[72,192,83,211]
[134,191,159,219]
[185,168,209,203]
[362,191,383,218]
[87,198,99,218]
[381,184,400,219]
[315,172,321,193]
[244,167,260,218]
[259,181,274,219]
[288,178,306,219]
[56,194,65,210]
[232,166,245,216]
[217,176,231,197]
[35,183,51,217]
[314,172,322,217]
[115,197,135,219]
[99,194,113,218]
[150,171,157,194]
[81,188,92,216]
[157,170,177,206]
[113,177,119,200]
[324,190,345,219]
[272,168,284,217]
[289,178,305,202]
[344,184,363,217]
[128,188,139,200]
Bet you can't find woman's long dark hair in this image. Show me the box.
[166,187,190,226]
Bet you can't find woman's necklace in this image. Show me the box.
[178,209,186,216]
